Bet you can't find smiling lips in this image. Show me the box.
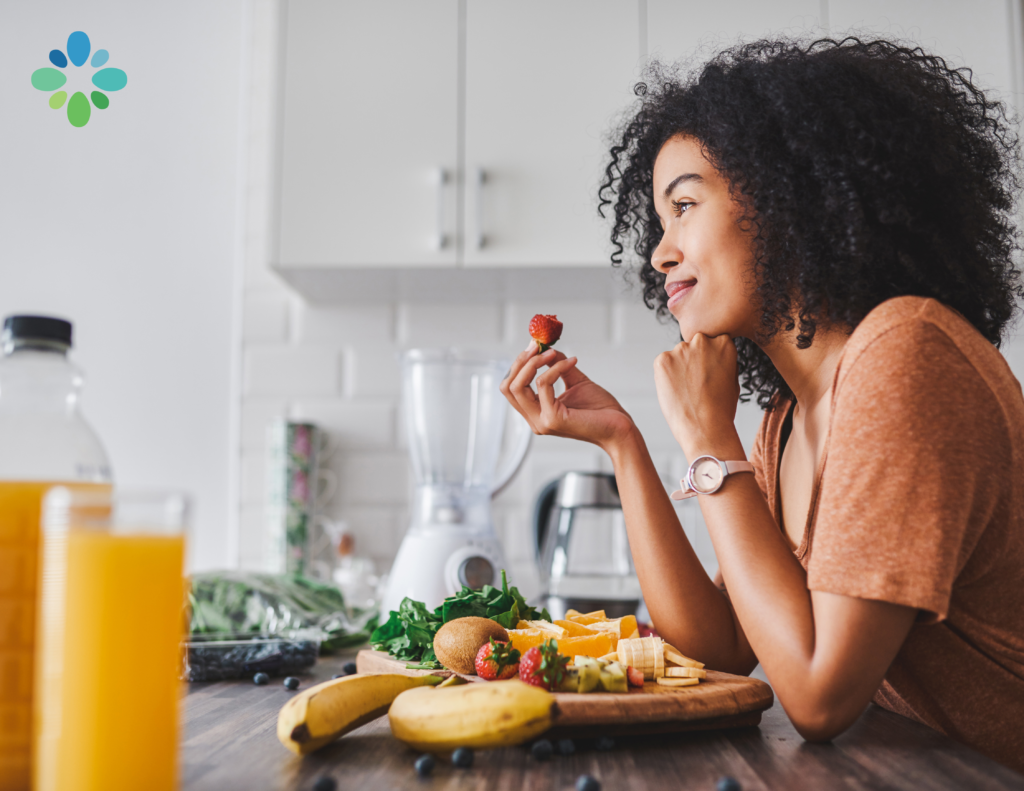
[665,279,696,308]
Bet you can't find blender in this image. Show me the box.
[382,349,532,614]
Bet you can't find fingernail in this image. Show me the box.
[525,340,537,352]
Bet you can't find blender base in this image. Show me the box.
[382,528,507,615]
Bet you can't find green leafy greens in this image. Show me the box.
[370,570,550,669]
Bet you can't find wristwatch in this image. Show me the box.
[669,455,755,500]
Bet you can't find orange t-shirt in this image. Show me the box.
[749,296,1024,771]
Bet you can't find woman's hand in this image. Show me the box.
[654,332,742,458]
[501,346,635,450]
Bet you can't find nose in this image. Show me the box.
[650,230,680,275]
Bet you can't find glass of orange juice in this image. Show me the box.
[34,488,188,791]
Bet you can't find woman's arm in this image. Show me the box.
[605,427,759,674]
[654,333,917,740]
[501,346,755,672]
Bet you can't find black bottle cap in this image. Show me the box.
[2,315,73,347]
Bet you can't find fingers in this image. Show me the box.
[536,357,579,416]
[502,342,540,391]
[506,348,560,427]
[500,343,541,421]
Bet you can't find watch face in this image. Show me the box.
[691,457,724,494]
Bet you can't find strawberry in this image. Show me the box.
[528,314,563,352]
[626,666,645,688]
[474,638,520,681]
[518,638,570,691]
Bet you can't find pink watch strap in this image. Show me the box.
[723,461,754,476]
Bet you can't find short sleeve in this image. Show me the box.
[749,412,771,504]
[806,320,1007,622]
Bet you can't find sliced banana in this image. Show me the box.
[664,666,707,679]
[656,677,699,688]
[664,644,705,669]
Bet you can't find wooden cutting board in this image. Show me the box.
[356,649,774,736]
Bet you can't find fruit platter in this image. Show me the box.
[273,574,773,759]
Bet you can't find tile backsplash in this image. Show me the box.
[236,283,756,600]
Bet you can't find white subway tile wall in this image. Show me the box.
[237,278,754,593]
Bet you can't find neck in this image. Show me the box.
[760,325,849,412]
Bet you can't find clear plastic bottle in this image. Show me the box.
[0,315,112,790]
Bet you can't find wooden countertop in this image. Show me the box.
[183,652,1024,791]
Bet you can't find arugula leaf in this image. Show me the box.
[369,570,549,668]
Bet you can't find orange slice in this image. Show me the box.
[616,615,638,639]
[555,633,614,660]
[506,629,548,655]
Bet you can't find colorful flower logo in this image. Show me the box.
[31,31,127,128]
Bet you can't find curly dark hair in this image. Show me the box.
[598,37,1023,409]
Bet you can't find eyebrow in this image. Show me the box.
[663,172,704,198]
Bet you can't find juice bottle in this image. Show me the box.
[35,490,186,791]
[0,316,112,791]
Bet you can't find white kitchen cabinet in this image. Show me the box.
[647,0,823,66]
[278,0,460,267]
[461,1,641,268]
[828,0,1016,100]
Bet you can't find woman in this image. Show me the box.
[501,38,1024,770]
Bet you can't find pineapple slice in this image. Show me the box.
[554,619,600,637]
[516,620,567,638]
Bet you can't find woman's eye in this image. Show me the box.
[671,200,694,216]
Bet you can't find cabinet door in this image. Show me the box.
[278,1,460,267]
[463,1,641,267]
[648,0,822,64]
[829,0,1015,98]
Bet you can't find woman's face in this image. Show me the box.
[651,135,759,341]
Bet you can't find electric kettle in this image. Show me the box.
[532,471,641,620]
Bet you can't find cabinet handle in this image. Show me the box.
[474,167,486,249]
[433,167,448,251]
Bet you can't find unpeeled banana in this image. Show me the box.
[277,673,443,755]
[388,679,554,751]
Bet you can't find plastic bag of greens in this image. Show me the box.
[188,571,378,652]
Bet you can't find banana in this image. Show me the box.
[388,679,554,751]
[277,673,443,756]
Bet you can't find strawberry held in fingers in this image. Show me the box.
[474,638,521,681]
[518,638,570,691]
[528,314,563,352]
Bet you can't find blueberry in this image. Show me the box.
[312,777,336,791]
[331,673,344,680]
[283,676,300,690]
[451,747,474,768]
[414,754,436,776]
[595,736,615,752]
[252,672,269,686]
[530,739,553,761]
[716,777,742,791]
[343,661,358,675]
[576,775,601,791]
[557,738,576,756]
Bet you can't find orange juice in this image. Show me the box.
[34,525,185,791]
[0,481,108,791]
